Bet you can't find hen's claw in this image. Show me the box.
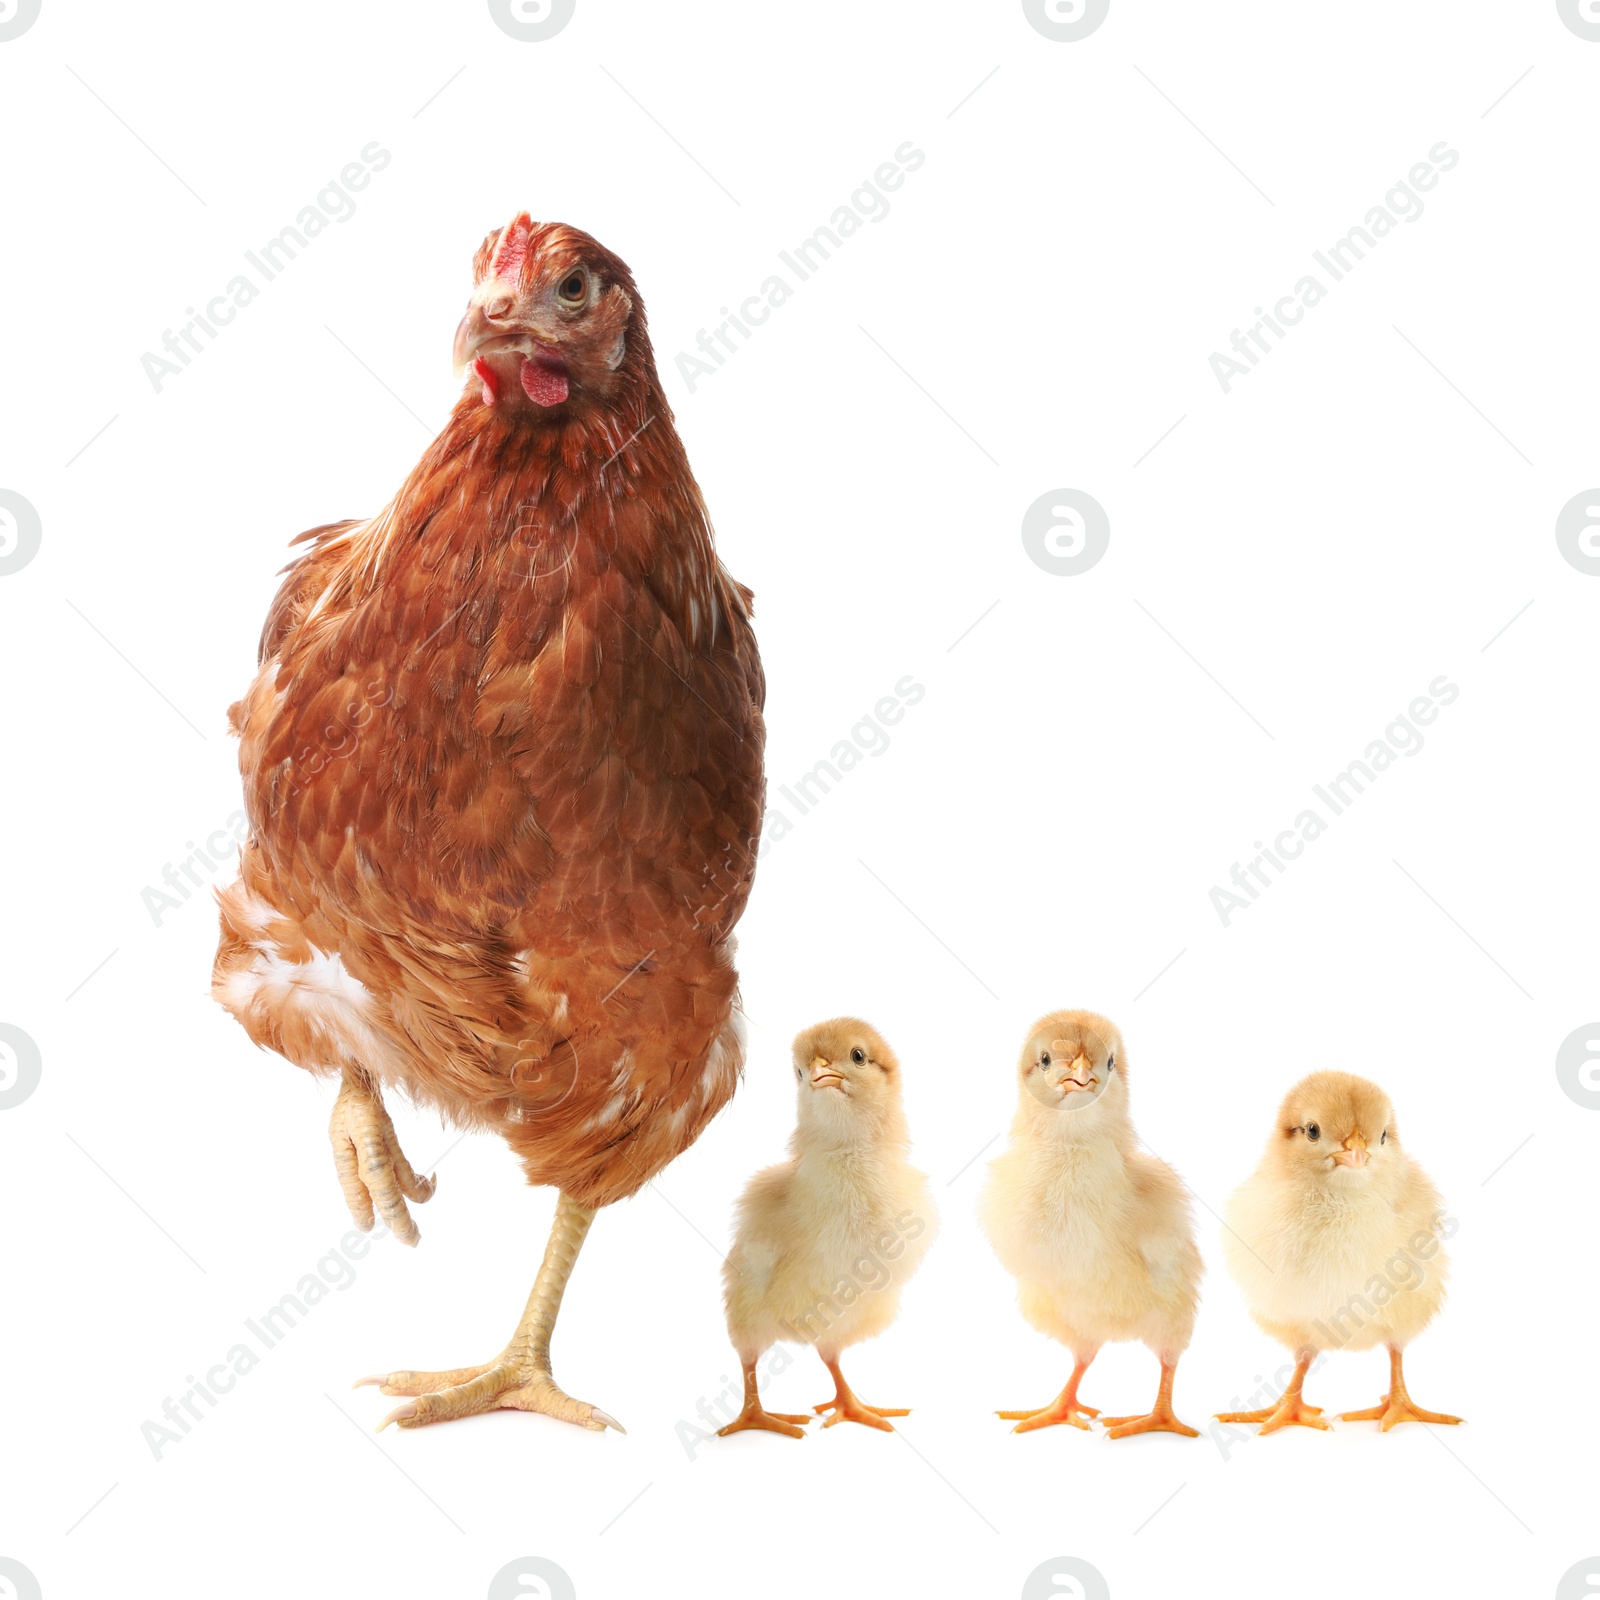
[329,1073,434,1246]
[364,1360,623,1433]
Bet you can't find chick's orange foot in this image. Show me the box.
[997,1401,1098,1433]
[1336,1347,1461,1431]
[716,1358,809,1439]
[999,1358,1101,1432]
[1338,1393,1462,1430]
[812,1360,907,1432]
[716,1403,811,1440]
[1100,1362,1198,1439]
[1215,1395,1330,1434]
[1100,1406,1200,1439]
[329,1071,435,1247]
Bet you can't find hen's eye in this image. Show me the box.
[557,270,588,306]
[850,1048,865,1065]
[1305,1123,1321,1142]
[1380,1129,1387,1144]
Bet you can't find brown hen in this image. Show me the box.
[213,214,765,1434]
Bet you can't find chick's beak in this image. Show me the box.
[1333,1131,1370,1168]
[810,1054,845,1091]
[1061,1051,1096,1094]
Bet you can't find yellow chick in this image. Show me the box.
[718,1019,937,1437]
[1218,1070,1462,1434]
[979,1010,1201,1438]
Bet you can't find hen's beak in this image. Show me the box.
[1333,1131,1370,1168]
[453,301,496,374]
[810,1054,845,1091]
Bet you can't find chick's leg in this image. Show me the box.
[997,1351,1101,1433]
[813,1356,908,1431]
[716,1356,811,1439]
[1100,1358,1200,1439]
[1215,1351,1329,1435]
[357,1191,623,1433]
[330,1070,435,1246]
[1338,1345,1462,1430]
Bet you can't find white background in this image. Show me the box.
[2,2,1597,1598]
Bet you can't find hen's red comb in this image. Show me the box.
[486,212,534,284]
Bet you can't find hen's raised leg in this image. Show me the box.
[812,1356,908,1431]
[716,1356,811,1439]
[1338,1345,1462,1430]
[357,1191,623,1433]
[1216,1352,1329,1435]
[998,1351,1101,1433]
[330,1070,435,1246]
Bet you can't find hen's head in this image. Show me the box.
[453,214,644,413]
[1266,1070,1397,1188]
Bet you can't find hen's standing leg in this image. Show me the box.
[1337,1345,1462,1430]
[329,1071,435,1246]
[358,1192,624,1433]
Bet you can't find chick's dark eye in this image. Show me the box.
[1305,1123,1321,1142]
[850,1048,865,1065]
[1380,1129,1387,1144]
[558,271,587,305]
[1041,1052,1051,1068]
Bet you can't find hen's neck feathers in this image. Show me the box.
[312,366,723,639]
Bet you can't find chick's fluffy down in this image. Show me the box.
[1224,1154,1448,1353]
[980,1139,1201,1358]
[723,1158,936,1358]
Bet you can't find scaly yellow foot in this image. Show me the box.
[359,1361,622,1433]
[355,1192,622,1434]
[329,1071,434,1246]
